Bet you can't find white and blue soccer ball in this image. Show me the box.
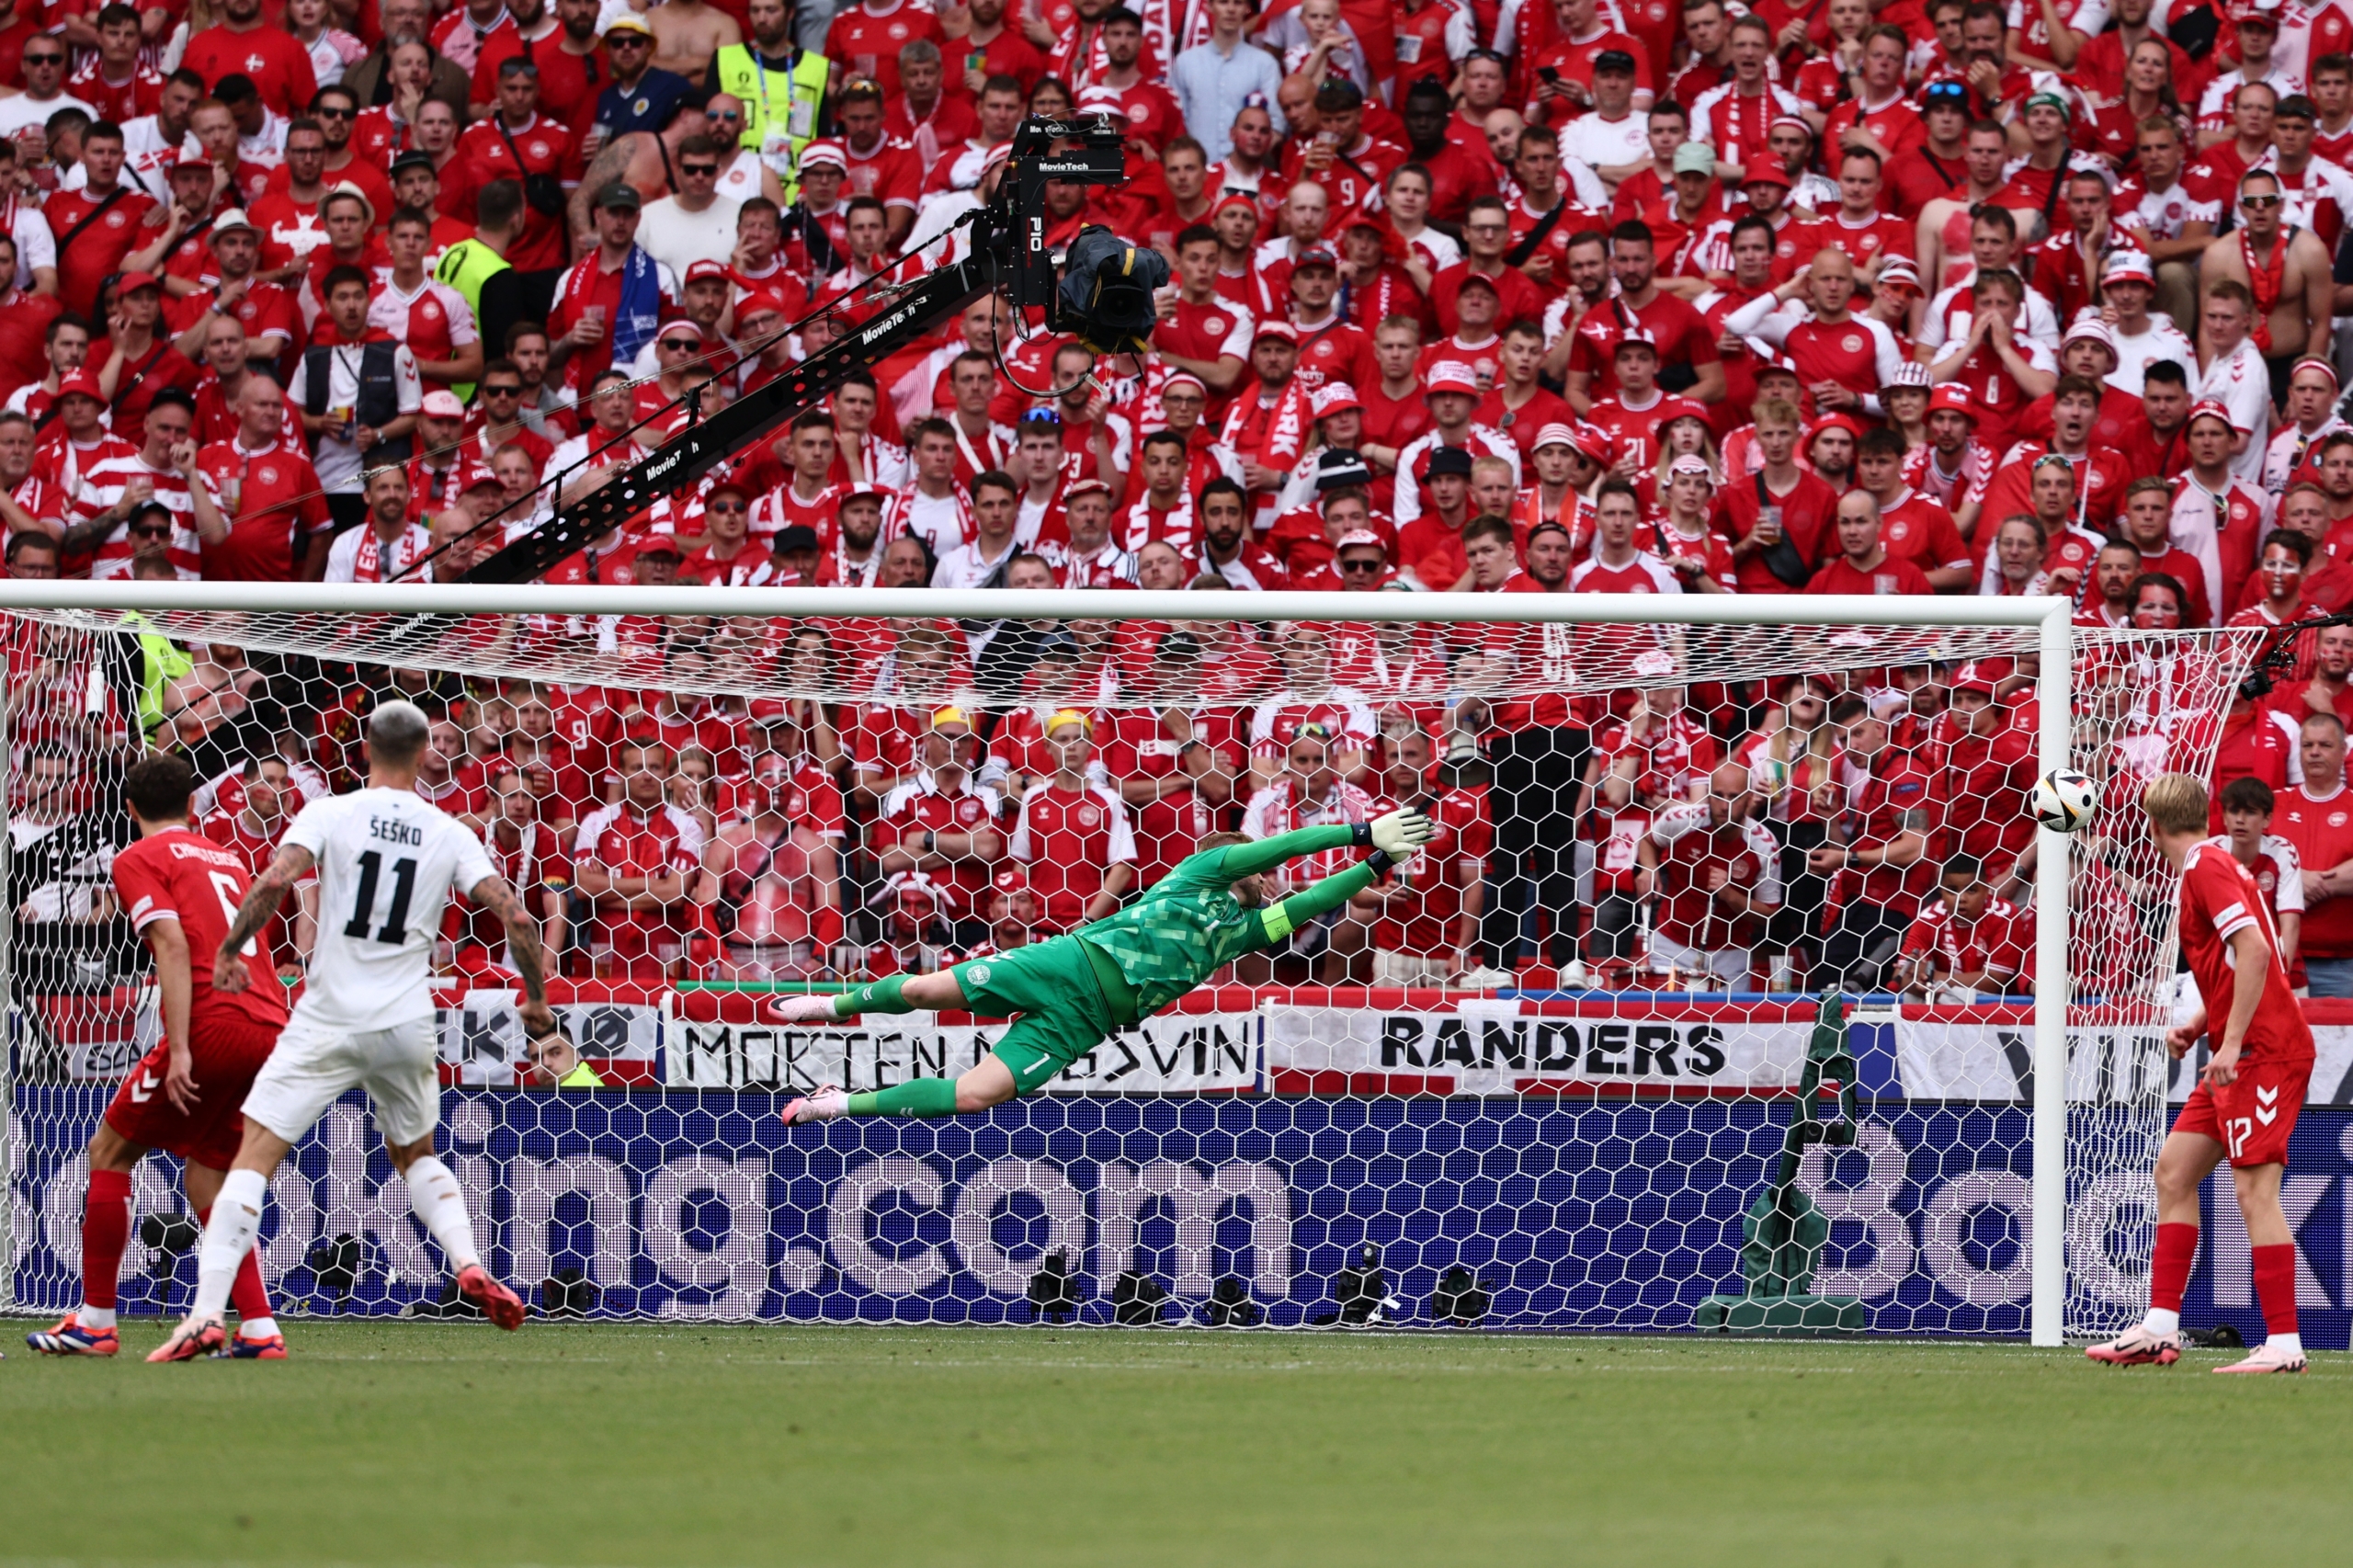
[2030,768,2099,833]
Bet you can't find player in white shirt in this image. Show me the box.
[150,702,553,1360]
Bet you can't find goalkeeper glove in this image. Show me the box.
[1367,808,1435,857]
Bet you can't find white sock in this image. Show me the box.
[192,1168,269,1319]
[238,1316,278,1341]
[2267,1332,2303,1357]
[404,1156,481,1272]
[2142,1308,2180,1336]
[77,1304,117,1331]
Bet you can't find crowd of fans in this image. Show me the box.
[9,0,2353,1004]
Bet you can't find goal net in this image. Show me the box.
[0,586,2263,1340]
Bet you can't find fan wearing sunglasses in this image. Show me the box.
[635,134,742,281]
[2200,167,2333,415]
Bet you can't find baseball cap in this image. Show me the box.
[930,705,974,733]
[389,150,435,178]
[1532,422,1579,452]
[1453,270,1502,299]
[419,389,467,417]
[1594,48,1636,74]
[633,535,684,559]
[461,468,506,493]
[836,482,887,506]
[1334,528,1386,552]
[1611,330,1659,358]
[683,258,734,286]
[1953,671,1999,696]
[1252,320,1299,345]
[735,289,792,324]
[1063,476,1114,500]
[1312,382,1363,418]
[1742,165,1794,190]
[2023,90,2072,120]
[1294,245,1338,271]
[1570,424,1613,463]
[1927,384,1977,420]
[2102,250,2155,284]
[1424,361,1481,397]
[1672,142,1715,176]
[797,139,847,171]
[115,270,162,295]
[775,523,820,552]
[1808,413,1863,445]
[1426,446,1474,478]
[594,181,642,211]
[991,868,1031,896]
[2187,397,2245,433]
[171,153,210,176]
[55,369,103,403]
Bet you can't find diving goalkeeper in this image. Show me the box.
[775,812,1434,1122]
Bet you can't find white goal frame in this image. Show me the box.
[0,584,2078,1345]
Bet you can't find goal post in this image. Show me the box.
[0,582,2262,1341]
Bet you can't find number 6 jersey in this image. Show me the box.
[110,827,290,1033]
[283,788,495,1031]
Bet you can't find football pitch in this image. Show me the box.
[3,1321,2347,1567]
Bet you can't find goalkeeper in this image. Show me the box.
[775,812,1434,1122]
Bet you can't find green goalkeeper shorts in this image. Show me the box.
[950,935,1120,1096]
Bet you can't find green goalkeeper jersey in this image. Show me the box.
[1073,824,1375,1019]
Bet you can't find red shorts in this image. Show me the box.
[2173,1056,2313,1167]
[102,1013,282,1170]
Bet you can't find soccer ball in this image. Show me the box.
[2030,769,2099,833]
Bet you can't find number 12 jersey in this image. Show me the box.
[283,788,495,1031]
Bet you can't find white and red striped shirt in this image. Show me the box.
[74,448,214,580]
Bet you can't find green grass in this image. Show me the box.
[3,1320,2348,1568]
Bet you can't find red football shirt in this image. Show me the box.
[196,437,332,581]
[2275,781,2353,960]
[2177,839,2314,1064]
[110,826,290,1032]
[181,24,319,116]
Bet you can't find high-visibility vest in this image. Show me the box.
[434,236,511,319]
[556,1060,607,1089]
[711,42,827,202]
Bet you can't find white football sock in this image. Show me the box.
[2142,1308,2180,1336]
[77,1304,117,1331]
[192,1168,269,1319]
[2266,1332,2302,1357]
[238,1316,278,1341]
[404,1156,482,1272]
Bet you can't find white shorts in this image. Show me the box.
[239,1014,441,1146]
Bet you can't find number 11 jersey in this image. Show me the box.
[283,788,495,1031]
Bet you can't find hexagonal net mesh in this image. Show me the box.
[0,601,2263,1336]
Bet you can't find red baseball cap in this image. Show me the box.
[2187,397,2245,433]
[115,270,163,295]
[55,369,103,403]
[1926,384,1977,420]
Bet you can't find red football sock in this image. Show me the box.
[2151,1221,2198,1313]
[2252,1243,2300,1337]
[81,1168,131,1310]
[198,1205,275,1324]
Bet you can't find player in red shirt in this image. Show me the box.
[27,755,287,1359]
[181,0,320,118]
[1006,710,1140,932]
[2087,773,2317,1373]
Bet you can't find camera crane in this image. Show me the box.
[455,114,1164,587]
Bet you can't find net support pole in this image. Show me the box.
[0,720,16,1315]
[2029,600,2074,1346]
